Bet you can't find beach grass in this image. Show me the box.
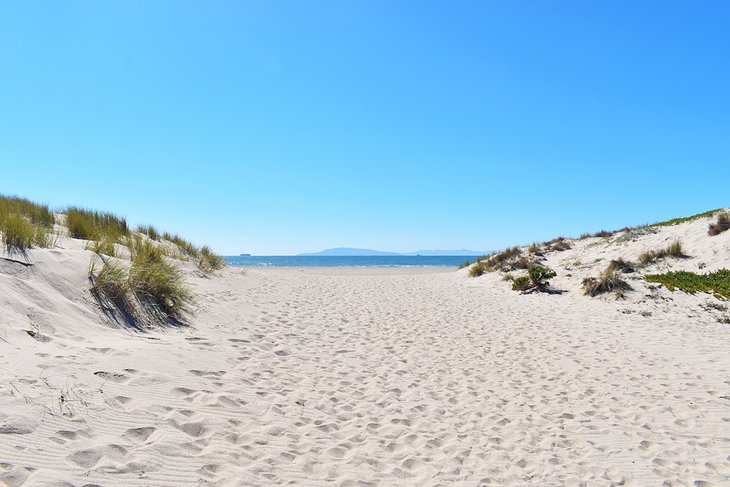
[0,194,55,253]
[197,245,225,273]
[639,240,687,266]
[137,224,161,241]
[86,238,117,258]
[89,258,131,305]
[66,207,130,241]
[0,194,55,227]
[0,213,37,252]
[129,237,193,319]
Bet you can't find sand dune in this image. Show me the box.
[1,213,730,486]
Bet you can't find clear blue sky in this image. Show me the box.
[1,1,728,255]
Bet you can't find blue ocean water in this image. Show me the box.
[224,255,474,267]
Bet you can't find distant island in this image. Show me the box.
[298,247,490,257]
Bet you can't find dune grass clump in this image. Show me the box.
[645,269,730,301]
[580,230,614,239]
[137,224,161,241]
[708,212,730,236]
[163,232,200,258]
[89,258,131,307]
[197,246,225,273]
[666,240,686,258]
[606,258,635,274]
[582,268,632,297]
[86,238,117,258]
[129,238,193,320]
[476,247,522,272]
[0,195,55,253]
[0,213,36,252]
[638,240,687,266]
[0,195,55,227]
[66,207,129,241]
[468,262,487,277]
[545,237,572,251]
[458,260,472,270]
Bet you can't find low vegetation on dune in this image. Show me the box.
[544,237,572,252]
[89,258,132,311]
[645,269,730,301]
[65,207,130,242]
[137,224,161,241]
[86,237,117,258]
[580,229,615,239]
[0,195,55,253]
[582,268,632,298]
[89,237,195,323]
[648,209,723,228]
[1,192,225,325]
[638,240,687,266]
[708,211,730,236]
[606,258,636,274]
[129,240,193,320]
[512,265,556,292]
[197,245,225,273]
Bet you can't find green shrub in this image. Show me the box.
[645,269,730,300]
[528,265,556,288]
[457,260,472,270]
[708,212,730,236]
[582,268,632,297]
[512,276,531,291]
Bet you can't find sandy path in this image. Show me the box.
[1,266,729,486]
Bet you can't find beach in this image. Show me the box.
[2,226,730,486]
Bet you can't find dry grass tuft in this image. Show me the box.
[708,212,730,236]
[606,258,636,274]
[582,268,632,297]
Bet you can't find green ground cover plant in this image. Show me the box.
[645,269,730,300]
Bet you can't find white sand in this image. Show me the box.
[1,215,730,486]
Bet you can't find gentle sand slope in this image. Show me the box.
[1,216,730,486]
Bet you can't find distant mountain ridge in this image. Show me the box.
[298,247,490,257]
